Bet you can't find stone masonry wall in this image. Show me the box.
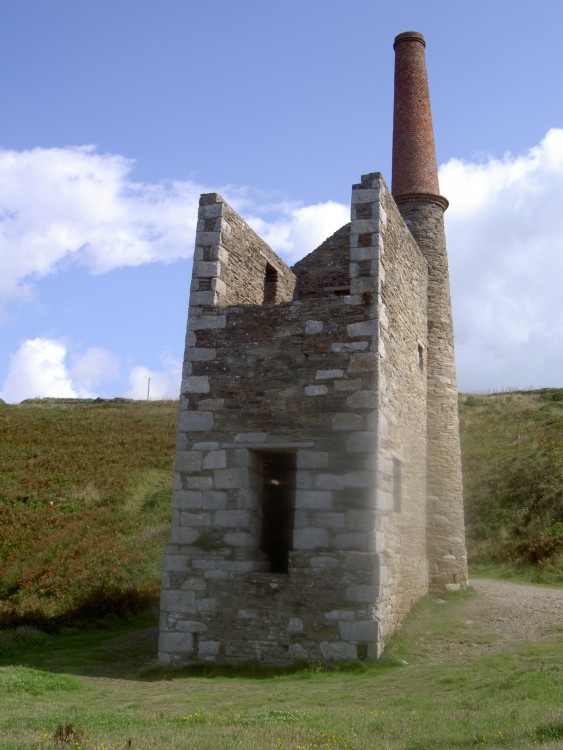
[160,292,381,665]
[159,174,436,666]
[398,200,468,592]
[160,179,387,665]
[191,193,296,308]
[374,184,429,640]
[292,224,351,299]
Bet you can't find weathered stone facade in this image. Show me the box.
[158,31,468,666]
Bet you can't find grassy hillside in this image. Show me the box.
[1,390,561,628]
[0,399,177,627]
[459,388,562,581]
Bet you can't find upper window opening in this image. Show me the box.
[263,263,278,304]
[418,344,424,369]
[393,457,402,513]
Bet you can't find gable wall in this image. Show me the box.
[191,193,296,308]
[292,223,351,299]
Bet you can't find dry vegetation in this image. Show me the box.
[0,399,177,627]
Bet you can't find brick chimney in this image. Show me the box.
[391,31,446,208]
[392,31,468,593]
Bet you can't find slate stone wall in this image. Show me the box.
[159,173,441,666]
[292,223,351,299]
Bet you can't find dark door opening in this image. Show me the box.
[259,452,296,573]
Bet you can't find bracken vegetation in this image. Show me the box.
[0,399,177,628]
[0,389,561,629]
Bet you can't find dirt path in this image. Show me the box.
[415,578,563,665]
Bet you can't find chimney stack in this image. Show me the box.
[392,31,445,206]
[392,31,467,593]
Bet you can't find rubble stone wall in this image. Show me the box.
[292,224,351,299]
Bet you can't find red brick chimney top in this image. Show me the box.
[392,31,447,210]
[393,31,426,50]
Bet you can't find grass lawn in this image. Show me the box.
[1,590,561,750]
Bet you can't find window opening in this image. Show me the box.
[392,457,402,512]
[263,263,278,304]
[418,344,424,369]
[259,452,296,573]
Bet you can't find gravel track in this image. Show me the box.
[415,578,563,665]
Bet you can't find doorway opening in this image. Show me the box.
[258,452,296,573]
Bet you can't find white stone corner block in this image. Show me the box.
[184,376,210,393]
[293,527,330,550]
[178,411,214,432]
[305,385,328,396]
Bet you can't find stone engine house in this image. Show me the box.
[159,31,468,666]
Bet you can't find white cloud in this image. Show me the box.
[0,338,78,402]
[246,201,350,263]
[0,145,349,322]
[126,357,182,401]
[0,336,181,403]
[440,128,563,392]
[69,347,120,391]
[0,145,203,319]
[2,132,562,397]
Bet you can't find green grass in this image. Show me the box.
[0,590,561,749]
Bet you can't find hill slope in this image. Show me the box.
[459,389,562,578]
[0,399,177,626]
[1,390,561,626]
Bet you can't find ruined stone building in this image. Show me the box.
[158,31,468,665]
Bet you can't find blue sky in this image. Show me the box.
[1,0,562,401]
